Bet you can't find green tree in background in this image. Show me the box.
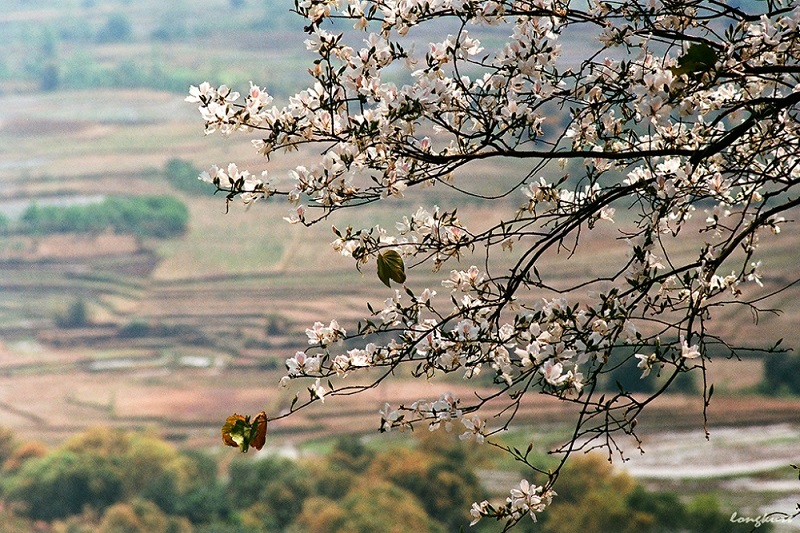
[164,159,210,195]
[228,456,312,530]
[57,298,90,328]
[519,455,768,533]
[3,429,195,522]
[762,352,800,395]
[97,13,133,43]
[35,27,60,91]
[5,450,125,520]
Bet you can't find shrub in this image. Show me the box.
[762,352,800,395]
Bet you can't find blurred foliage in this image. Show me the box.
[761,351,800,395]
[505,454,770,533]
[5,450,125,520]
[96,13,133,44]
[2,441,47,473]
[0,1,302,96]
[164,159,212,196]
[601,348,697,395]
[55,53,213,94]
[0,426,762,532]
[57,298,91,329]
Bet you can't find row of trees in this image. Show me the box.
[0,427,759,533]
[16,196,188,239]
[0,160,201,240]
[29,47,246,95]
[35,55,208,95]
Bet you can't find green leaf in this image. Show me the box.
[672,43,717,77]
[222,414,252,452]
[377,250,406,287]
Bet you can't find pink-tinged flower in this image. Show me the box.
[459,414,486,444]
[454,319,480,341]
[305,320,346,346]
[285,351,321,376]
[541,359,565,386]
[515,342,542,367]
[283,205,306,224]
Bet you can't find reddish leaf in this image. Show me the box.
[251,411,268,451]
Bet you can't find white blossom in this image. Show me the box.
[680,336,701,360]
[459,414,486,444]
[635,353,657,378]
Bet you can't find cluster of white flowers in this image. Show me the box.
[380,392,464,433]
[441,265,486,292]
[198,163,270,205]
[192,1,799,527]
[305,320,346,346]
[328,206,470,270]
[470,479,556,525]
[285,351,322,377]
[332,343,379,375]
[507,479,554,521]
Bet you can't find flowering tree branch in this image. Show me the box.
[192,0,800,527]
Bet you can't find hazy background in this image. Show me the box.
[0,1,798,531]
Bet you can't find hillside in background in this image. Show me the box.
[0,1,799,530]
